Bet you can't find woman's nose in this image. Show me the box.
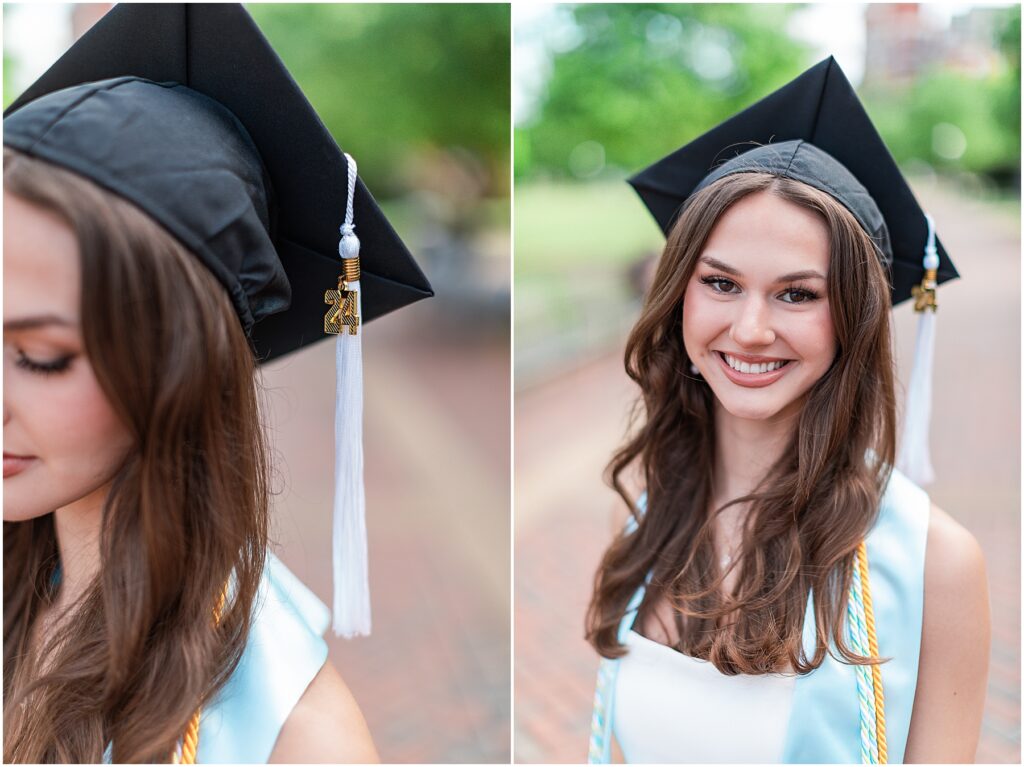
[729,296,776,348]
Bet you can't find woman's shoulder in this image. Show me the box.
[269,659,379,763]
[904,501,990,761]
[922,502,988,622]
[884,466,989,671]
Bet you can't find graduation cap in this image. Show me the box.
[628,56,957,486]
[4,3,434,641]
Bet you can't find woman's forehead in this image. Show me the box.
[701,192,830,275]
[3,193,81,324]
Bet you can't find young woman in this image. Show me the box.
[3,146,377,764]
[2,4,429,762]
[586,59,990,764]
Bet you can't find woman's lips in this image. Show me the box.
[3,453,37,478]
[714,351,793,388]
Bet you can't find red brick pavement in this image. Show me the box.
[263,301,511,763]
[515,355,635,763]
[513,181,1020,763]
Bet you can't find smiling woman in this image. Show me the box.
[583,57,989,766]
[682,187,837,419]
[590,169,894,676]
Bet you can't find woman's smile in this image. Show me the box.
[713,351,795,388]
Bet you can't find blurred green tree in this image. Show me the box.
[862,5,1020,186]
[248,3,510,198]
[516,3,811,179]
[3,7,21,110]
[518,3,1020,187]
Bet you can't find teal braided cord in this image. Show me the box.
[848,560,880,763]
[588,658,616,763]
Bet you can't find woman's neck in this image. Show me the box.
[711,400,796,517]
[51,482,108,614]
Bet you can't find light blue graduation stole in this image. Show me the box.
[588,466,929,764]
[101,552,329,764]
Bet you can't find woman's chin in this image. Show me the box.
[712,392,796,423]
[3,501,52,523]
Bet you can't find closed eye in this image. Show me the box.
[14,350,74,376]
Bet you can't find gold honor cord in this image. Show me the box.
[173,585,228,764]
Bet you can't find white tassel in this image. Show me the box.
[331,154,370,637]
[896,213,939,487]
[897,310,936,485]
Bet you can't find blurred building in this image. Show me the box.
[864,3,1009,85]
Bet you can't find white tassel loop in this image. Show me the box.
[897,213,939,487]
[331,152,370,637]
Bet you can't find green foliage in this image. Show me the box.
[247,3,510,196]
[518,3,1021,186]
[3,53,17,112]
[862,5,1020,181]
[517,3,811,179]
[994,4,1021,164]
[3,7,19,111]
[865,69,1020,177]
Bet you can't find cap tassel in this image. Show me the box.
[326,153,370,637]
[897,213,939,486]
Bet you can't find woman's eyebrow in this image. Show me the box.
[698,256,825,283]
[3,314,78,331]
[700,256,743,276]
[776,269,826,282]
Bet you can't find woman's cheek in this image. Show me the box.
[804,305,837,364]
[40,366,133,487]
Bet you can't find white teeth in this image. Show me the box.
[723,354,788,374]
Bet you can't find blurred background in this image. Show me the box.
[5,3,510,763]
[514,3,1020,763]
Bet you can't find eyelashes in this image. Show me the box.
[698,275,821,304]
[14,351,75,376]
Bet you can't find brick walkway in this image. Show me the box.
[263,302,510,763]
[514,180,1020,763]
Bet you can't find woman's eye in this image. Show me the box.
[14,351,74,376]
[700,276,738,294]
[779,288,818,304]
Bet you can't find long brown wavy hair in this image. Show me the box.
[4,148,272,761]
[586,172,897,675]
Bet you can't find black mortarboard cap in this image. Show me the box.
[3,2,433,363]
[4,3,439,640]
[628,56,959,306]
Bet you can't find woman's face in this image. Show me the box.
[3,192,134,522]
[682,189,837,425]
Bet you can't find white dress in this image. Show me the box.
[613,629,797,763]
